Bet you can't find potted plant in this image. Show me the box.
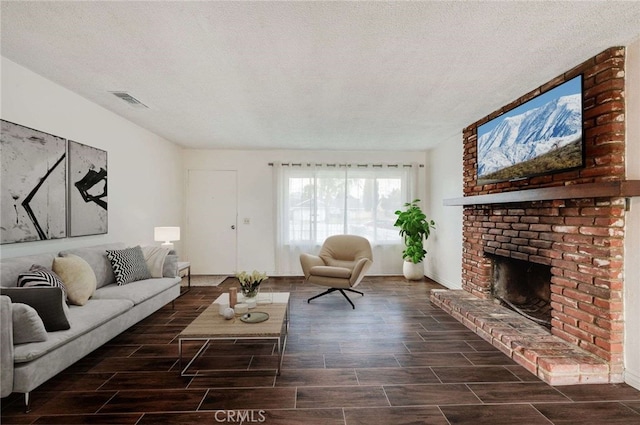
[394,199,435,280]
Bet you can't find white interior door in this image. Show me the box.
[186,169,237,275]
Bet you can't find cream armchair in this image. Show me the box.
[300,235,373,309]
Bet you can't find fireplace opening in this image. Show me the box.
[489,255,552,328]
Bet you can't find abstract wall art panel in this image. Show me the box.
[0,120,67,244]
[68,140,108,237]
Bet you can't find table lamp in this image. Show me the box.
[154,226,180,250]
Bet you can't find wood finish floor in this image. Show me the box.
[2,276,640,424]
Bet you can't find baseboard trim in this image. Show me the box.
[625,369,640,391]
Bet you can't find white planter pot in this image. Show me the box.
[403,261,424,280]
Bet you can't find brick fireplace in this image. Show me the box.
[431,46,640,385]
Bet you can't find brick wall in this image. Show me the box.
[460,47,627,372]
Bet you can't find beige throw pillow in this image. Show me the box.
[53,254,97,306]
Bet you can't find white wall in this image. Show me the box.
[624,38,640,390]
[0,57,184,258]
[182,149,427,275]
[423,135,464,289]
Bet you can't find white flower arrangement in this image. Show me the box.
[236,270,268,297]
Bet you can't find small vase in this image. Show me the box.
[241,285,260,300]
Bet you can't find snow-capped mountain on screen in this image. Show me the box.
[477,94,582,177]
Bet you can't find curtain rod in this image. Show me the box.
[268,162,424,168]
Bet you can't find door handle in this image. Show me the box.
[231,225,236,230]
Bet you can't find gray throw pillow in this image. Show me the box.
[106,245,152,285]
[163,255,178,277]
[12,303,48,344]
[0,287,70,331]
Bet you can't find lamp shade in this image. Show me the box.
[154,226,180,245]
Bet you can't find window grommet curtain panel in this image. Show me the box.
[273,162,420,275]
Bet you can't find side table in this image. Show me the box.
[177,261,191,294]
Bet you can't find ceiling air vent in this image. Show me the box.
[110,91,149,109]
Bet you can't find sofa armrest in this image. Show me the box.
[0,295,14,397]
[300,253,324,279]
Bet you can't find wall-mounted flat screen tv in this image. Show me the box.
[477,74,584,184]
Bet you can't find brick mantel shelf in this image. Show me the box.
[443,180,640,206]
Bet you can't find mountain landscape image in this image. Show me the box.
[477,79,583,182]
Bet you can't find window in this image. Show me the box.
[284,168,407,244]
[274,163,419,274]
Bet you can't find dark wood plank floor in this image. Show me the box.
[2,276,640,424]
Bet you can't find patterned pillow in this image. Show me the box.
[17,264,67,297]
[106,246,152,285]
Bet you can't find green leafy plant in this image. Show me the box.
[393,199,435,264]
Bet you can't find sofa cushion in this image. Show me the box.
[310,265,352,279]
[106,246,152,285]
[53,255,97,306]
[0,287,70,332]
[93,277,179,305]
[17,264,67,297]
[12,303,48,344]
[12,298,133,364]
[0,253,56,288]
[59,243,125,288]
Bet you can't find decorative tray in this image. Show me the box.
[240,312,269,323]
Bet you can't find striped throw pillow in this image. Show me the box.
[106,246,152,285]
[17,264,67,297]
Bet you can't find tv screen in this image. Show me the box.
[477,74,584,184]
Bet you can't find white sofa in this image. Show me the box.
[0,243,181,411]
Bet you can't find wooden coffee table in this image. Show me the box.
[178,292,290,376]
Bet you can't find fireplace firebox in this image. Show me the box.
[489,254,552,328]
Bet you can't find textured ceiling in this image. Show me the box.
[2,1,640,151]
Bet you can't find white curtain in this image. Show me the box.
[273,162,419,275]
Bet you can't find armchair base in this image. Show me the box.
[307,288,364,309]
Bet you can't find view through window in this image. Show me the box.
[284,167,409,245]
